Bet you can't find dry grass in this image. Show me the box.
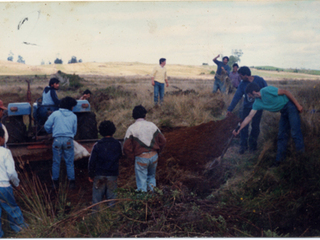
[1,72,320,237]
[1,60,319,81]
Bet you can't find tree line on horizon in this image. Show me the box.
[7,51,82,65]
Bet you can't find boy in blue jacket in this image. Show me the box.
[0,127,27,237]
[38,78,61,126]
[227,66,268,154]
[44,97,77,189]
[88,120,122,209]
[42,78,60,107]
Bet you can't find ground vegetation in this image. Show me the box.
[0,74,319,237]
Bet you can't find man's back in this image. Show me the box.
[89,137,122,178]
[123,119,166,159]
[253,86,289,112]
[44,109,77,138]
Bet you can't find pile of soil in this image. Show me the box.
[118,114,240,196]
[21,114,240,206]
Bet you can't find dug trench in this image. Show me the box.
[18,113,240,207]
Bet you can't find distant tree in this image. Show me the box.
[7,51,14,61]
[78,59,82,63]
[17,55,25,64]
[228,55,240,68]
[41,60,45,65]
[48,61,52,65]
[232,49,243,61]
[68,56,77,64]
[202,63,208,65]
[54,58,63,64]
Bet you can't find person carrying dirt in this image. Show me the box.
[151,58,169,106]
[0,127,28,237]
[212,54,231,93]
[227,66,268,154]
[233,83,305,167]
[79,89,92,100]
[44,97,77,189]
[88,120,122,209]
[0,100,9,147]
[123,105,166,192]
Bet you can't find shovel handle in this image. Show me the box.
[220,123,241,159]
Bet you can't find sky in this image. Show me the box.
[0,1,320,69]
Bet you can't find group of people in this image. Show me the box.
[212,55,305,167]
[88,105,166,209]
[0,56,305,236]
[212,54,241,94]
[152,55,304,167]
[0,80,93,236]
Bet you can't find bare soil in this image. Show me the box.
[21,113,240,206]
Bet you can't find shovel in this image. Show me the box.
[205,122,240,170]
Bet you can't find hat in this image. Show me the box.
[0,100,7,110]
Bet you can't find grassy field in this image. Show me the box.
[0,64,320,237]
[1,60,320,81]
[255,66,320,76]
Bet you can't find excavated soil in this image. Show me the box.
[21,114,240,205]
[118,113,240,196]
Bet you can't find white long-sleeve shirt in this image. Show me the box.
[3,125,9,144]
[0,147,19,187]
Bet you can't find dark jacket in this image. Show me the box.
[227,76,268,111]
[42,86,60,106]
[88,137,122,178]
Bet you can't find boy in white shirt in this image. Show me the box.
[0,127,27,237]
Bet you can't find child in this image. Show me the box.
[88,121,122,209]
[42,77,60,107]
[44,97,78,189]
[0,127,27,237]
[79,89,92,100]
[233,83,304,167]
[123,105,166,192]
[38,78,61,126]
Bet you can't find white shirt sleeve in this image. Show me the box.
[2,125,8,144]
[5,149,19,187]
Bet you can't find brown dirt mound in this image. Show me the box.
[118,114,240,196]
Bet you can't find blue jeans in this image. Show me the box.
[135,154,158,192]
[0,187,27,237]
[212,77,226,93]
[154,82,165,104]
[92,176,117,210]
[52,137,75,181]
[240,108,263,150]
[276,101,305,162]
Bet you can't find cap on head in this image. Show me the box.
[0,100,7,110]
